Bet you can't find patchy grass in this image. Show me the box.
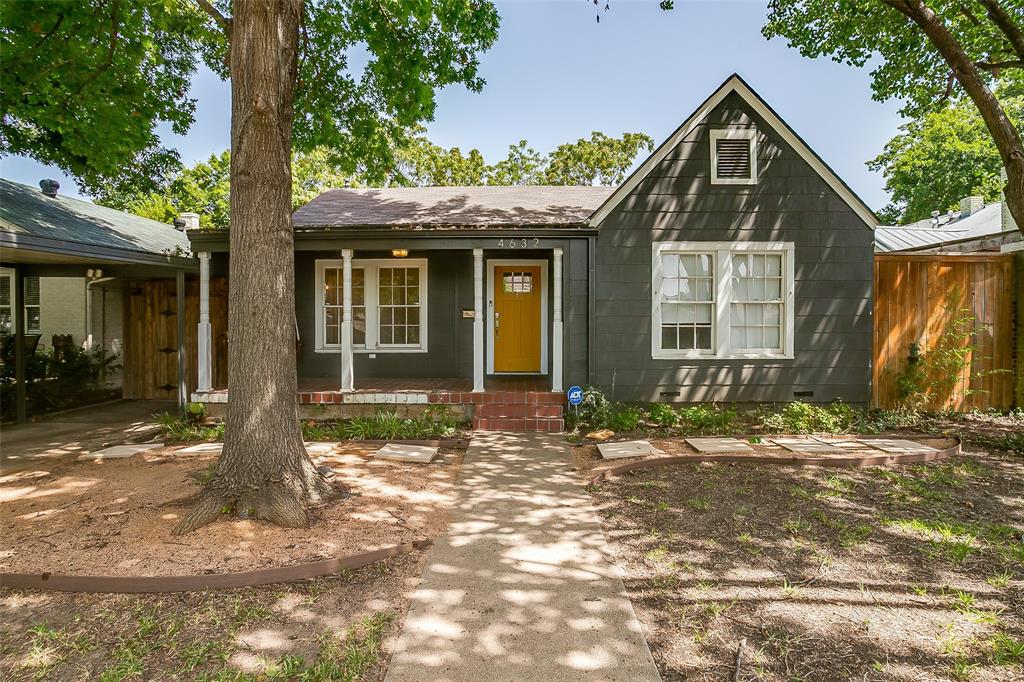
[0,560,414,681]
[587,442,1024,681]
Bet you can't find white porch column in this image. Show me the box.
[473,248,484,392]
[552,247,564,393]
[197,251,213,392]
[340,249,355,392]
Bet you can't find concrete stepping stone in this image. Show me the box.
[860,438,939,454]
[373,443,438,463]
[685,437,754,454]
[770,437,846,454]
[597,440,665,460]
[176,442,223,456]
[304,442,339,456]
[78,443,164,461]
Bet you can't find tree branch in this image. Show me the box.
[977,0,1024,61]
[975,59,1024,71]
[195,0,231,37]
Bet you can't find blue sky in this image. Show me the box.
[1,0,904,211]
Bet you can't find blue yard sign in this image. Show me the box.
[567,385,584,406]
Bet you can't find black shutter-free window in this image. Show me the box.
[715,138,753,179]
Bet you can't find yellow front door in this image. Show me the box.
[493,265,542,372]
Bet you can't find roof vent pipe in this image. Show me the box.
[39,179,60,197]
[960,195,984,218]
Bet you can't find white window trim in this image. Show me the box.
[710,128,758,185]
[314,258,428,353]
[0,268,41,335]
[651,241,794,360]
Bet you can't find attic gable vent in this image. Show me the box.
[710,129,757,185]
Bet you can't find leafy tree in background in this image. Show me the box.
[0,1,207,194]
[99,130,653,227]
[96,148,351,228]
[545,131,653,186]
[762,0,1024,236]
[869,80,1023,224]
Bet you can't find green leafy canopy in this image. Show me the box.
[870,79,1023,223]
[1,0,501,193]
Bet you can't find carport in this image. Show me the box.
[0,178,197,422]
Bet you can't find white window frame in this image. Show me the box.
[314,258,428,353]
[0,269,41,335]
[652,242,794,360]
[710,128,758,185]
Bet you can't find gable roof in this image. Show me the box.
[586,73,878,229]
[293,186,613,229]
[0,178,191,260]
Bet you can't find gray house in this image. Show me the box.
[188,74,876,430]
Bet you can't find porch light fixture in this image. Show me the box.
[391,248,409,258]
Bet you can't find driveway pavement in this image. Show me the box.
[385,431,660,682]
[0,400,172,472]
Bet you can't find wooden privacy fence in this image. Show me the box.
[123,278,228,400]
[873,253,1015,411]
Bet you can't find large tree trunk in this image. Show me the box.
[885,0,1024,237]
[175,0,334,535]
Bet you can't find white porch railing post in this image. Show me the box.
[552,247,564,393]
[473,248,484,392]
[340,249,354,392]
[197,251,213,392]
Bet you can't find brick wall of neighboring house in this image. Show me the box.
[38,277,86,346]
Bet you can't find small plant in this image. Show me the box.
[760,400,855,434]
[677,405,736,435]
[892,289,1005,412]
[607,405,643,432]
[648,402,678,427]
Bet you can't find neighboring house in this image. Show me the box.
[875,196,1022,253]
[187,74,877,429]
[0,178,195,421]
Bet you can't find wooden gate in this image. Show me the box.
[873,253,1015,410]
[123,278,228,400]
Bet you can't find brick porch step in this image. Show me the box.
[475,403,563,418]
[472,417,565,432]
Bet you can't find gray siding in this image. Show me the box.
[294,244,591,385]
[296,250,474,380]
[594,91,873,403]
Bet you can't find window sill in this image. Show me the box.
[314,347,429,354]
[652,352,793,361]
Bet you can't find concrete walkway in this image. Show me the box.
[0,400,171,472]
[386,432,660,682]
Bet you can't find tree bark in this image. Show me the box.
[175,0,334,534]
[884,0,1024,237]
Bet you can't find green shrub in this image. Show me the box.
[155,412,224,442]
[761,401,855,434]
[335,406,458,440]
[607,405,643,432]
[565,385,612,431]
[677,405,737,435]
[648,402,678,427]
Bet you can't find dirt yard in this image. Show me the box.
[577,439,1024,681]
[0,442,463,680]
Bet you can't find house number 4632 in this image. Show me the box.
[497,238,540,248]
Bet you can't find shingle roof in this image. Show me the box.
[874,203,1009,252]
[292,186,615,229]
[0,178,191,257]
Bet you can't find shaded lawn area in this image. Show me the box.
[0,558,416,681]
[583,444,1024,681]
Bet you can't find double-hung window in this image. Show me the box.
[315,259,427,352]
[652,242,793,359]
